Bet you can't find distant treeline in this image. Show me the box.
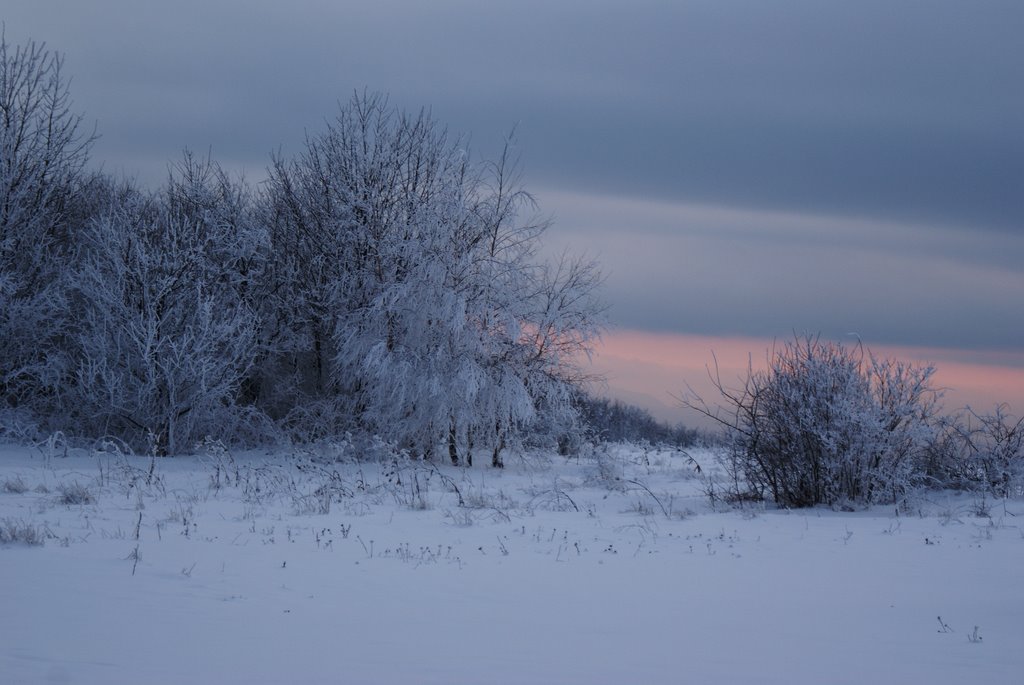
[575,395,705,447]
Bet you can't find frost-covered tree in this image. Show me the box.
[342,135,604,465]
[68,155,263,454]
[0,33,95,409]
[258,93,464,430]
[263,93,604,463]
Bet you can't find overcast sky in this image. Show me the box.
[6,1,1023,418]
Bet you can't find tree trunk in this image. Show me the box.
[492,420,505,468]
[449,421,460,466]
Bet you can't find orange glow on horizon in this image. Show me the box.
[587,329,1024,427]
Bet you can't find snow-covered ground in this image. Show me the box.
[2,441,1021,684]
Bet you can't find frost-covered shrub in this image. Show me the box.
[689,335,941,507]
[0,518,49,546]
[2,475,28,494]
[57,481,94,505]
[0,407,43,444]
[937,406,1024,497]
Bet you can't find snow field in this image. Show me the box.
[1,443,1022,684]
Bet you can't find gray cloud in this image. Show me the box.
[7,2,1022,228]
[5,0,1022,352]
[541,191,1024,351]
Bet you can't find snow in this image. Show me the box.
[2,443,1021,684]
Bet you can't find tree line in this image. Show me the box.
[0,35,611,463]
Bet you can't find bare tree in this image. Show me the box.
[0,32,95,409]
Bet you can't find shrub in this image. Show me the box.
[2,476,28,494]
[687,335,941,507]
[0,518,49,546]
[937,405,1023,497]
[57,481,95,505]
